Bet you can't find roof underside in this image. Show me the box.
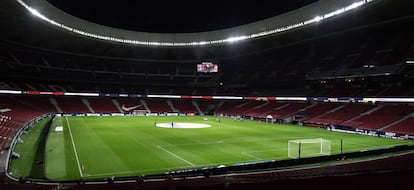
[0,0,413,61]
[46,0,318,33]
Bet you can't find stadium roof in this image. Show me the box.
[0,0,413,60]
[12,0,380,47]
[47,0,318,33]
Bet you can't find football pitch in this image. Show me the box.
[43,116,411,180]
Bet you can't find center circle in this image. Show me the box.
[155,122,211,129]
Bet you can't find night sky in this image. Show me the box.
[47,0,318,33]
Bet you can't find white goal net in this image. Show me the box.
[288,138,331,159]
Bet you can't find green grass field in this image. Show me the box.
[40,116,412,181]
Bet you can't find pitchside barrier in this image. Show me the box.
[55,112,193,117]
[4,114,52,182]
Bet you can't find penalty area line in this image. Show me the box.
[241,152,263,160]
[157,145,195,167]
[65,117,84,177]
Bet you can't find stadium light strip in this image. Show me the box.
[64,92,100,97]
[212,96,244,100]
[276,97,308,101]
[16,0,374,47]
[0,90,22,94]
[363,98,414,103]
[147,95,182,99]
[1,89,414,102]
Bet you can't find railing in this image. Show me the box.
[4,113,52,182]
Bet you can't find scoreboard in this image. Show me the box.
[197,62,218,73]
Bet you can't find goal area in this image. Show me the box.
[288,138,331,159]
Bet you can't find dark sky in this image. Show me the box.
[47,0,318,33]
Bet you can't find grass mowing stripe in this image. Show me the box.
[157,145,195,167]
[45,117,69,180]
[65,116,83,177]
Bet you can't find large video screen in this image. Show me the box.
[197,62,218,73]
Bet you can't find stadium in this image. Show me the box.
[1,0,414,189]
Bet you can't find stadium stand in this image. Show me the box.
[54,97,90,113]
[215,101,247,116]
[309,103,374,125]
[341,104,414,130]
[298,103,341,121]
[169,99,199,114]
[193,100,213,114]
[1,94,414,137]
[240,101,276,117]
[263,102,309,119]
[0,115,19,150]
[0,96,47,150]
[0,96,44,122]
[87,98,120,113]
[145,99,173,113]
[18,96,58,113]
[382,117,414,135]
[217,101,267,116]
[244,102,285,118]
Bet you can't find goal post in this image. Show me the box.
[288,138,331,159]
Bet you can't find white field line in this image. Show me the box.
[78,142,414,178]
[64,134,409,178]
[241,148,290,161]
[342,140,407,148]
[340,140,410,153]
[241,152,263,160]
[157,145,195,167]
[84,165,189,177]
[343,140,388,149]
[65,117,83,177]
[343,140,378,147]
[159,136,308,147]
[83,158,270,178]
[85,154,286,177]
[83,154,293,178]
[245,148,288,154]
